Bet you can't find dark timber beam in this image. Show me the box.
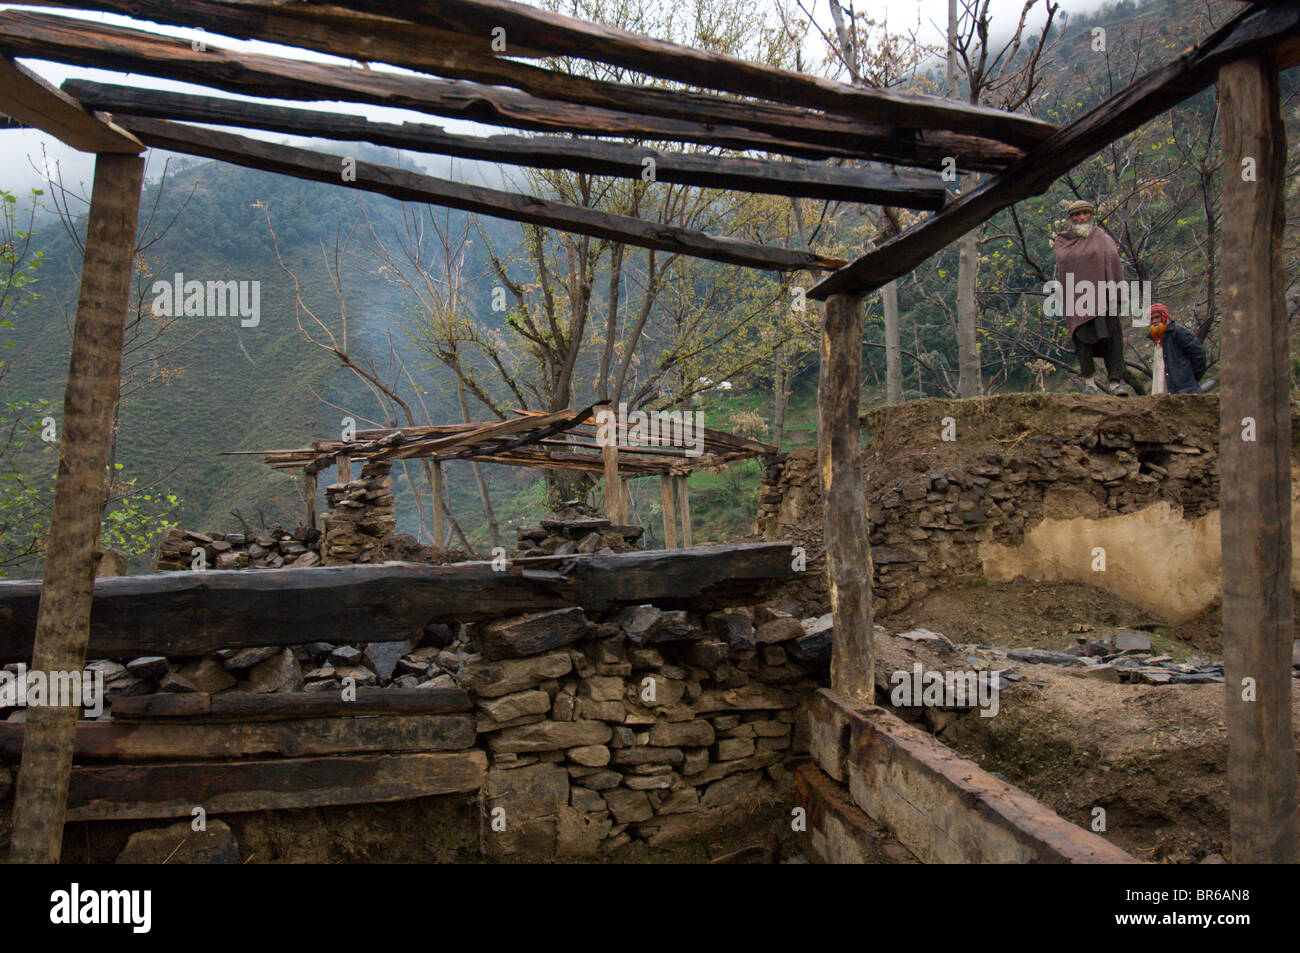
[0,55,140,153]
[0,11,998,164]
[1217,54,1299,864]
[266,0,1055,148]
[114,116,843,272]
[62,82,949,207]
[8,153,145,864]
[809,2,1300,300]
[0,543,798,662]
[818,293,874,699]
[13,0,1028,171]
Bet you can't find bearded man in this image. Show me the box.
[1053,200,1134,396]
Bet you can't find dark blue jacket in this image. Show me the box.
[1162,322,1206,394]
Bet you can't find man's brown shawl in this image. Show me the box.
[1053,226,1124,334]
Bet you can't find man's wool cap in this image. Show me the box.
[1067,199,1095,215]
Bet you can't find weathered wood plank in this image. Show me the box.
[62,79,1005,183]
[0,713,476,762]
[17,1,1028,173]
[0,10,969,163]
[108,687,472,722]
[819,294,874,699]
[659,475,678,550]
[0,55,140,153]
[812,690,1139,864]
[1217,54,1299,864]
[809,3,1300,299]
[0,543,797,662]
[63,750,488,820]
[794,762,904,864]
[266,0,1055,147]
[113,117,843,273]
[9,153,145,864]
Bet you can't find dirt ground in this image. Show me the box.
[886,577,1224,658]
[874,578,1298,864]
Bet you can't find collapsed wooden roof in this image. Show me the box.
[227,406,779,477]
[0,0,1295,285]
[0,0,1059,273]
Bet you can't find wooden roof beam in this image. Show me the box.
[265,0,1056,148]
[809,2,1300,300]
[11,0,1026,170]
[116,116,845,272]
[0,55,140,153]
[0,10,988,164]
[62,81,951,207]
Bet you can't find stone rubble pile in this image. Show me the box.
[154,462,402,572]
[515,500,644,557]
[155,524,322,571]
[753,453,789,536]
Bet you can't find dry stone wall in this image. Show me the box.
[4,595,832,858]
[764,394,1236,616]
[460,600,827,856]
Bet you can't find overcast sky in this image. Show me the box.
[0,0,1116,199]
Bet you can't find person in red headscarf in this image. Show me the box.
[1149,303,1206,395]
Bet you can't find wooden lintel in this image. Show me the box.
[0,543,798,662]
[0,713,476,761]
[63,750,488,821]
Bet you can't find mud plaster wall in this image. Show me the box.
[761,394,1300,623]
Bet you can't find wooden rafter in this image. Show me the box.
[234,408,775,479]
[0,10,1000,164]
[62,81,951,206]
[255,0,1056,148]
[13,0,1029,171]
[0,55,140,154]
[116,116,845,272]
[810,2,1300,300]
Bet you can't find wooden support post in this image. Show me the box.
[818,293,874,700]
[431,459,445,549]
[660,474,678,549]
[620,477,631,524]
[304,468,317,530]
[676,475,693,547]
[8,152,144,864]
[1217,55,1299,864]
[336,453,352,483]
[597,403,623,523]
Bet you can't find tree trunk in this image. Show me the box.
[1216,56,1298,864]
[771,344,787,449]
[9,153,144,864]
[882,279,903,404]
[456,378,497,550]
